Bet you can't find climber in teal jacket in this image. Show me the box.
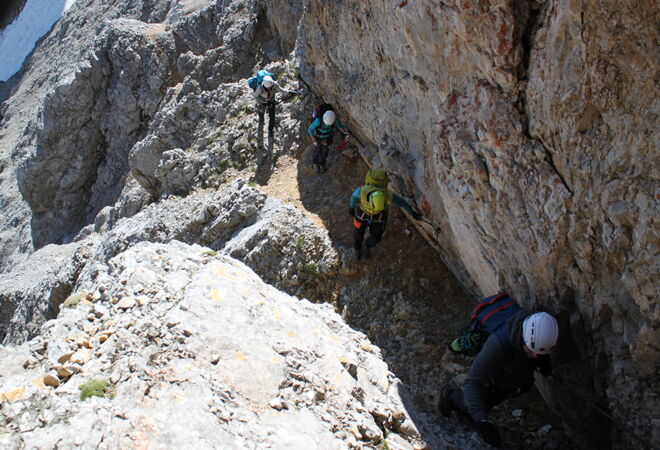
[348,169,422,260]
[307,107,349,174]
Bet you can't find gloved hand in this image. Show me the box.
[476,420,501,447]
[313,140,319,146]
[410,211,422,220]
[348,207,355,218]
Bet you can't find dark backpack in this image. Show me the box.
[247,70,274,91]
[449,292,521,355]
[311,103,334,121]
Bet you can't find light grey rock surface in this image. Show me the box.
[75,179,339,300]
[0,241,441,449]
[0,239,98,345]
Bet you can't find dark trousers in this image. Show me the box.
[353,212,387,251]
[257,102,276,134]
[449,386,509,426]
[312,136,333,166]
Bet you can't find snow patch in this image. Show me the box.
[0,0,77,81]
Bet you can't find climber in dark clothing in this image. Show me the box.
[349,169,422,260]
[439,311,558,447]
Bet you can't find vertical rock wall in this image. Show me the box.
[277,0,658,447]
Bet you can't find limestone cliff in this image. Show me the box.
[281,0,657,447]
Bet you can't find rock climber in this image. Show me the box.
[439,311,558,447]
[307,105,349,174]
[348,169,422,260]
[253,75,297,136]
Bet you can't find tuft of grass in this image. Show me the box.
[79,378,114,401]
[301,263,320,278]
[369,433,390,450]
[203,250,217,257]
[295,235,305,250]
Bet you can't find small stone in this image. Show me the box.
[117,297,136,309]
[0,387,26,402]
[136,296,150,307]
[512,409,523,418]
[69,348,91,365]
[56,366,77,378]
[341,361,358,380]
[99,335,109,344]
[22,357,38,369]
[87,313,96,321]
[396,418,420,438]
[210,355,220,365]
[43,372,60,387]
[182,329,193,337]
[538,424,552,434]
[57,353,73,364]
[94,304,109,318]
[268,398,286,411]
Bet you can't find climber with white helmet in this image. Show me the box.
[349,169,422,260]
[251,71,298,138]
[439,308,559,447]
[307,103,349,174]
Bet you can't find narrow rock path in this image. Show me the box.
[255,135,577,449]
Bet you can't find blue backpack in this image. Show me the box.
[449,292,521,355]
[247,70,274,91]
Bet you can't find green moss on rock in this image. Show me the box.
[79,378,114,401]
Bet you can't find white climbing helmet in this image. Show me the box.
[323,110,336,126]
[262,76,274,88]
[522,312,558,355]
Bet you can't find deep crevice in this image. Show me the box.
[513,2,573,195]
[542,143,573,194]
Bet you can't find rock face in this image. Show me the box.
[0,0,656,448]
[286,0,658,446]
[1,179,340,345]
[0,240,97,344]
[0,241,441,449]
[0,0,28,30]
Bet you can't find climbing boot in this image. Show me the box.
[320,164,327,174]
[438,384,454,418]
[449,337,464,353]
[314,164,321,174]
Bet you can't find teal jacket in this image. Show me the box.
[308,117,347,139]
